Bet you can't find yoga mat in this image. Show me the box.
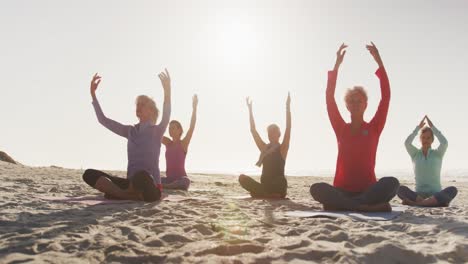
[40,194,207,205]
[39,195,140,205]
[285,206,407,221]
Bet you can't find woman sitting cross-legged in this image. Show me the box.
[398,115,457,207]
[310,43,399,212]
[82,69,171,202]
[239,93,291,199]
[160,94,198,190]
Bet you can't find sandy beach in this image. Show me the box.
[1,161,467,263]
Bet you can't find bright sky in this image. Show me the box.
[1,0,467,177]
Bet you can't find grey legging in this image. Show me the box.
[310,177,400,210]
[397,185,458,207]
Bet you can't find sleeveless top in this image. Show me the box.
[260,146,287,194]
[165,141,187,180]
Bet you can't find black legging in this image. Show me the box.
[83,169,130,189]
[82,169,161,202]
[239,175,287,198]
[310,177,400,210]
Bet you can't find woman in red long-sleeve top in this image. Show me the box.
[310,43,400,212]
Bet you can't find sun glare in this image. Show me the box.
[212,17,261,66]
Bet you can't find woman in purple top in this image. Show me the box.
[82,69,171,202]
[161,94,198,190]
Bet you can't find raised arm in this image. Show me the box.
[246,97,267,152]
[90,73,130,138]
[405,117,426,158]
[368,42,391,134]
[162,136,171,146]
[157,68,172,132]
[327,44,347,135]
[182,94,198,152]
[281,92,291,159]
[426,116,448,156]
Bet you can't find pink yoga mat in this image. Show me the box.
[40,195,138,205]
[40,194,208,205]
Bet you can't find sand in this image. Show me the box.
[1,161,467,263]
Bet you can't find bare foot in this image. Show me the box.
[402,198,416,206]
[404,196,441,207]
[162,183,173,189]
[163,182,183,190]
[357,202,392,212]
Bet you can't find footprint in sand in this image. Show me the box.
[195,244,265,256]
[105,254,166,263]
[282,248,339,262]
[183,224,213,236]
[160,233,193,243]
[279,239,311,250]
[145,238,165,247]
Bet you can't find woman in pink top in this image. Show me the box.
[161,95,198,190]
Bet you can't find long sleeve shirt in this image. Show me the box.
[92,98,171,184]
[326,67,390,192]
[405,126,448,194]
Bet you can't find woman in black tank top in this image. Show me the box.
[239,93,291,198]
[261,146,287,195]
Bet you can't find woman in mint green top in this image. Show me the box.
[398,116,457,207]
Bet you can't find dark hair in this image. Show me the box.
[170,120,184,135]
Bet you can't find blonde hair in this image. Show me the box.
[135,95,159,124]
[345,86,368,104]
[267,124,281,135]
